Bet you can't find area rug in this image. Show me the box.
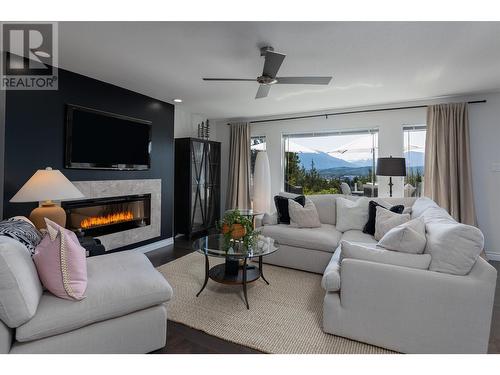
[157,252,393,354]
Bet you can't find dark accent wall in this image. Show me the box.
[4,67,174,247]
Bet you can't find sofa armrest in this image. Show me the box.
[0,320,12,353]
[338,257,497,353]
[254,214,264,228]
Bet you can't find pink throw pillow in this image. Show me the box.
[33,218,87,300]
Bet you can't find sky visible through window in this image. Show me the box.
[283,131,378,195]
[285,133,377,164]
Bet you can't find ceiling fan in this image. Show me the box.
[202,46,333,99]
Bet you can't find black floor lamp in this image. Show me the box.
[376,156,406,197]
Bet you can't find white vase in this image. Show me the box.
[253,151,271,213]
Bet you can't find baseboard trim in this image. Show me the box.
[485,251,500,261]
[133,238,174,254]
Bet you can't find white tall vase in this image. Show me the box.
[253,151,271,213]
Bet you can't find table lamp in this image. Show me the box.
[10,167,84,230]
[376,156,406,197]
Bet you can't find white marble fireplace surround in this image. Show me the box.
[71,179,161,251]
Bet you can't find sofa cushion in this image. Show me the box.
[274,195,305,224]
[340,241,432,270]
[0,236,43,328]
[307,194,336,225]
[341,229,377,244]
[16,251,173,342]
[374,206,410,241]
[321,247,341,292]
[336,197,369,232]
[260,223,341,253]
[289,198,321,228]
[377,217,427,254]
[419,206,484,275]
[363,200,404,235]
[421,206,455,224]
[262,212,278,226]
[411,197,439,219]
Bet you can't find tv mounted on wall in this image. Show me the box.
[65,104,152,170]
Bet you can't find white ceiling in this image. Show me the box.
[58,22,500,119]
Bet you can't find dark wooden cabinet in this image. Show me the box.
[174,138,221,238]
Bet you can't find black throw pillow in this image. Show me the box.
[363,201,405,235]
[274,195,306,224]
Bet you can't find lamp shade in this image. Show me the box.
[253,151,271,213]
[376,157,406,177]
[10,167,84,203]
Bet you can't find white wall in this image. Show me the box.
[174,106,209,139]
[468,93,500,260]
[214,92,500,259]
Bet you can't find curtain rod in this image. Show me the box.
[227,100,487,125]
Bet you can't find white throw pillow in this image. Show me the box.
[340,241,431,270]
[377,217,427,254]
[374,206,410,241]
[288,198,321,228]
[336,197,369,232]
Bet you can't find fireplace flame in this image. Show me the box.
[80,211,135,229]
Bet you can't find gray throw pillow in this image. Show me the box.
[336,197,369,232]
[374,206,410,241]
[377,217,427,254]
[289,198,322,228]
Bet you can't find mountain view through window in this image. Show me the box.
[283,131,378,196]
[403,126,426,197]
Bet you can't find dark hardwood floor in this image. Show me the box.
[147,237,261,354]
[146,238,500,354]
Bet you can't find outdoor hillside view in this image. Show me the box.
[283,131,379,195]
[251,127,426,197]
[403,127,426,197]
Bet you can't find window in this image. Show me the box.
[403,126,426,197]
[283,130,378,196]
[250,136,266,176]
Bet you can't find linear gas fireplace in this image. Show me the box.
[62,194,151,237]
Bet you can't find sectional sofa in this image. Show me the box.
[0,233,172,354]
[258,193,497,353]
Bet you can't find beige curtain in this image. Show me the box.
[226,122,251,210]
[424,103,476,225]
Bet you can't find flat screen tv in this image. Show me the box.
[65,104,152,170]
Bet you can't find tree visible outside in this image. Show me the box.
[403,127,426,197]
[283,132,378,196]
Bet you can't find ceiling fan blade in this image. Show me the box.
[276,76,332,85]
[255,85,271,99]
[262,51,286,78]
[202,78,256,82]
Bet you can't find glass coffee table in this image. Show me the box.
[193,234,279,309]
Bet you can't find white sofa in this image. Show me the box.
[258,193,497,353]
[259,193,416,273]
[0,235,173,354]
